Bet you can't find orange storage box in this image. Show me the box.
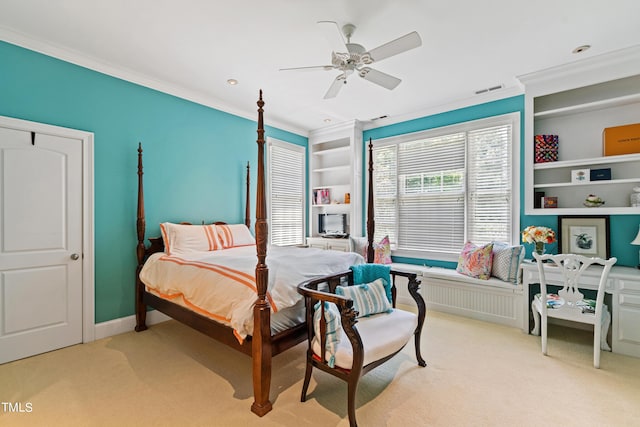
[603,123,640,156]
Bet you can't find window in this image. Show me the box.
[267,138,306,246]
[372,113,519,261]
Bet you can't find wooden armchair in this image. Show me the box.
[297,266,426,427]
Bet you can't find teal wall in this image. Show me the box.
[0,41,306,323]
[363,96,640,268]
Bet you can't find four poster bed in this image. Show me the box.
[134,91,378,416]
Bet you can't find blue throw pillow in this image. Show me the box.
[336,278,393,318]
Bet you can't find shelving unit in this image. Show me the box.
[308,120,362,242]
[519,46,640,215]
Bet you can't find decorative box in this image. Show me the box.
[603,123,640,156]
[590,168,611,181]
[543,196,558,208]
[534,134,559,163]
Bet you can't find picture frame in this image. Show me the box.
[558,215,610,259]
[571,168,590,184]
[314,188,330,205]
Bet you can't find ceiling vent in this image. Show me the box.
[475,84,504,95]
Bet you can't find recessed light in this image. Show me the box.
[324,118,332,123]
[227,79,238,85]
[572,45,591,54]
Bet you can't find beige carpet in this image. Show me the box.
[1,310,639,427]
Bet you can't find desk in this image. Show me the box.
[521,262,640,358]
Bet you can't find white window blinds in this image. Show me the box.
[397,133,466,253]
[467,124,512,243]
[267,139,305,246]
[372,116,515,255]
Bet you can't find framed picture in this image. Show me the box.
[314,188,330,205]
[558,215,610,259]
[571,168,590,184]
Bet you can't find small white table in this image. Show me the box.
[521,261,640,358]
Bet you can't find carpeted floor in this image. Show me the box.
[1,310,639,426]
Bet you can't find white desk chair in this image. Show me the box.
[531,253,617,368]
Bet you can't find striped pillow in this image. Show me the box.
[216,224,256,248]
[160,222,221,255]
[336,278,392,318]
[313,301,341,368]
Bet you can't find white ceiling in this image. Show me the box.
[1,0,640,135]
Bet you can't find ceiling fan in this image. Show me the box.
[280,21,422,99]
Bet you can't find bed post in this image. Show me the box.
[251,90,273,417]
[245,161,251,229]
[366,138,375,263]
[135,143,148,332]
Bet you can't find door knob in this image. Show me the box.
[70,253,80,260]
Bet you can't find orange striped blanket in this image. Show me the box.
[139,245,364,341]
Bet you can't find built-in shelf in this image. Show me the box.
[530,207,640,215]
[520,58,640,215]
[534,178,640,189]
[534,93,640,119]
[308,120,362,238]
[313,146,350,156]
[533,153,640,170]
[312,165,351,173]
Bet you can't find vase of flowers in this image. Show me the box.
[522,225,556,258]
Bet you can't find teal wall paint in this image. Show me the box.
[363,95,640,268]
[0,41,306,323]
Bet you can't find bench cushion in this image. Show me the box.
[424,267,520,289]
[312,308,418,370]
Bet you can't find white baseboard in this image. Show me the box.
[93,310,171,341]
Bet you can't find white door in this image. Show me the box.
[0,126,83,364]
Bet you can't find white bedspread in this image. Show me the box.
[139,245,363,341]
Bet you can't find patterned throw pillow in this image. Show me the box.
[373,235,392,264]
[491,242,524,284]
[313,301,341,368]
[336,278,393,317]
[456,241,494,280]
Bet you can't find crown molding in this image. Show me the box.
[0,26,308,137]
[361,85,524,131]
[517,44,640,95]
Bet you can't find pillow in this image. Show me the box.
[349,264,392,304]
[160,222,221,255]
[336,278,393,318]
[373,235,392,264]
[456,241,494,280]
[216,224,256,248]
[491,242,524,284]
[349,236,368,258]
[313,301,341,368]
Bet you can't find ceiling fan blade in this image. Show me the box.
[367,31,422,62]
[359,67,401,90]
[324,75,346,99]
[279,65,335,72]
[317,20,348,53]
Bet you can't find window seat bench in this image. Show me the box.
[390,263,525,329]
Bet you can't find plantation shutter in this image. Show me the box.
[467,124,512,244]
[397,133,466,252]
[268,139,305,246]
